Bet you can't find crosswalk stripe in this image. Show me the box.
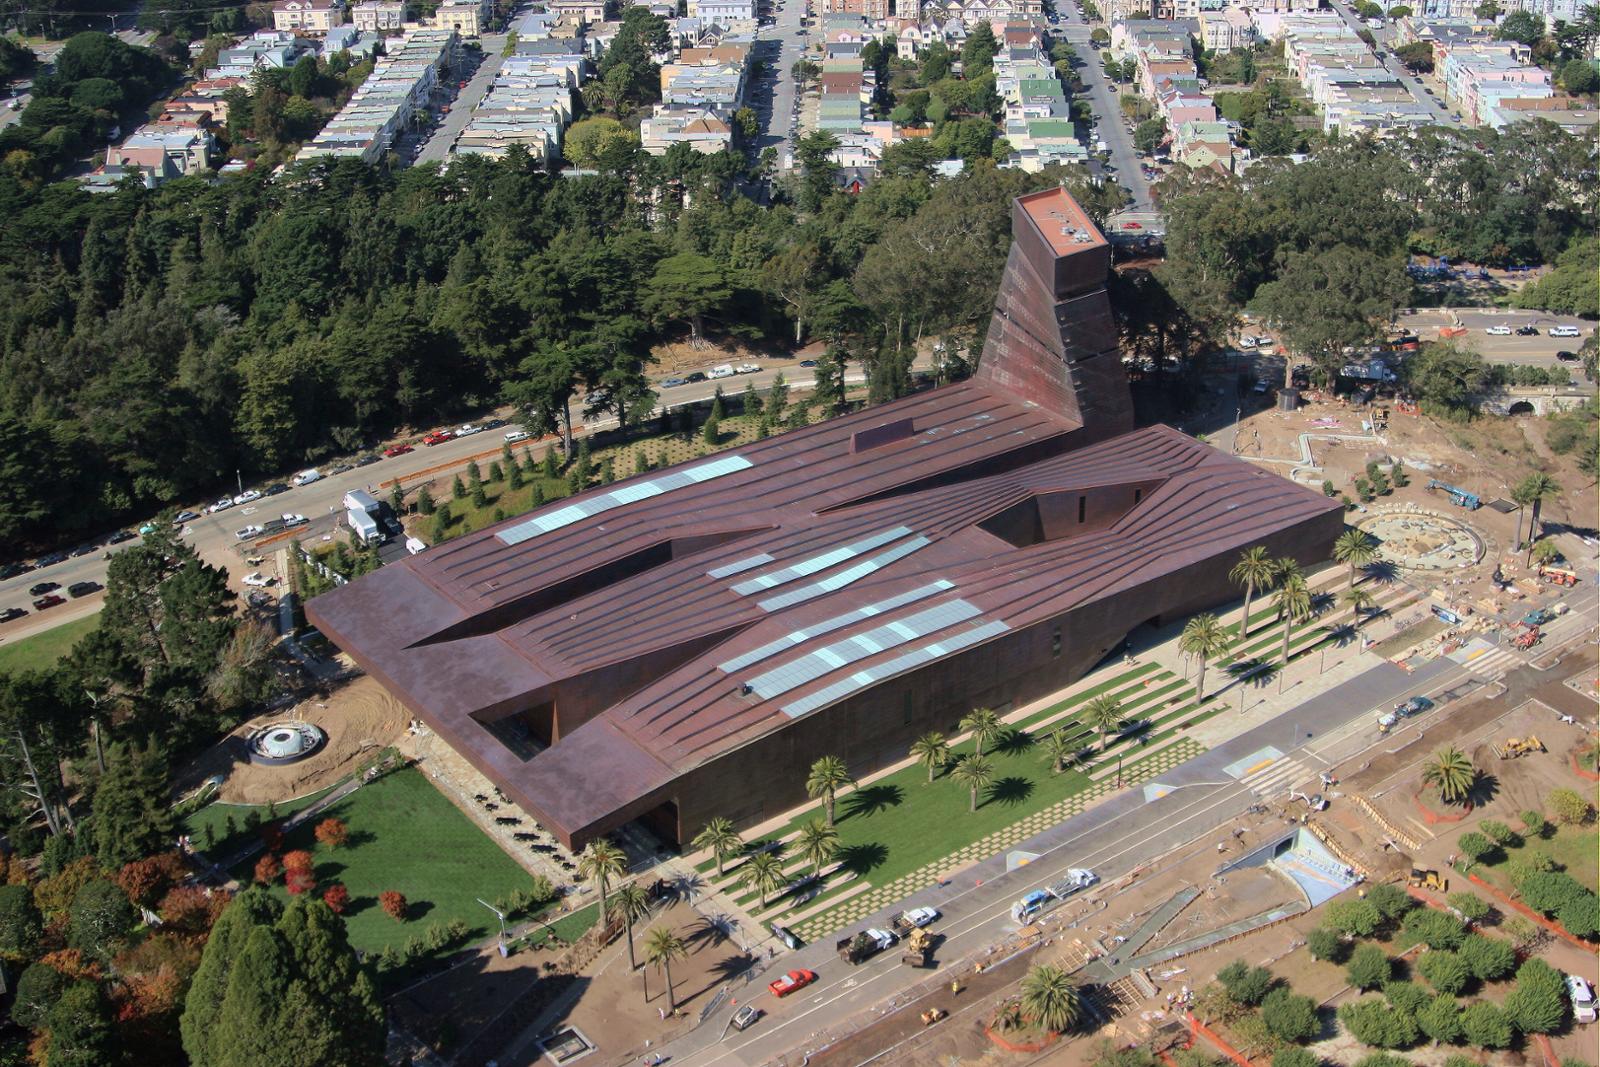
[1241,757,1314,796]
[1461,648,1520,679]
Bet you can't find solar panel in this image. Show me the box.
[497,454,753,545]
[730,527,913,595]
[716,580,955,674]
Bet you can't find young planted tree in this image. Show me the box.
[1042,728,1076,774]
[739,850,787,906]
[1272,574,1313,665]
[644,926,689,1012]
[578,839,627,924]
[1230,545,1277,637]
[1178,613,1229,703]
[611,882,651,971]
[796,818,840,878]
[1333,529,1379,587]
[1344,587,1377,628]
[1422,746,1476,806]
[910,732,951,783]
[951,753,995,813]
[805,755,854,827]
[691,817,744,876]
[959,707,1004,756]
[1020,963,1082,1034]
[1082,695,1124,751]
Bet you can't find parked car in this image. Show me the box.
[768,969,817,998]
[67,581,100,598]
[1515,324,1539,336]
[281,513,309,528]
[686,371,708,383]
[232,489,262,505]
[174,510,201,524]
[32,595,64,610]
[69,543,97,557]
[799,359,817,368]
[1568,974,1596,1024]
[0,607,26,623]
[1549,325,1581,337]
[456,423,483,436]
[661,377,688,388]
[1555,350,1578,362]
[1484,325,1512,336]
[355,453,382,466]
[243,572,275,587]
[234,525,264,541]
[208,497,235,513]
[900,906,940,928]
[28,583,59,597]
[423,431,454,445]
[384,444,416,458]
[264,483,291,496]
[35,552,67,567]
[734,362,762,374]
[329,463,353,475]
[505,428,534,442]
[0,563,33,580]
[483,418,506,430]
[730,1004,762,1031]
[106,530,136,544]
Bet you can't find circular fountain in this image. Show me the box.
[1357,506,1484,571]
[246,721,328,766]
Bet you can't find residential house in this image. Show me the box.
[351,0,405,31]
[273,0,347,33]
[435,0,488,37]
[640,106,733,152]
[1198,8,1255,51]
[546,0,608,26]
[103,125,215,183]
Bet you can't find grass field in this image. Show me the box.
[249,767,538,955]
[0,614,98,674]
[183,786,338,857]
[1477,821,1598,894]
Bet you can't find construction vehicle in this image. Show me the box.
[920,1007,948,1025]
[1538,565,1579,587]
[1522,607,1554,626]
[1408,867,1448,892]
[1512,625,1542,650]
[1010,869,1098,923]
[1425,479,1481,509]
[900,926,936,968]
[836,928,896,964]
[1492,736,1544,759]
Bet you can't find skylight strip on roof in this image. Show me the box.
[756,536,932,612]
[497,454,753,545]
[730,526,913,595]
[716,579,955,674]
[707,553,774,580]
[744,599,981,699]
[780,619,1011,719]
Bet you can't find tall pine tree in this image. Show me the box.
[89,741,175,869]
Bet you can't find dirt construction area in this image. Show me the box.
[176,675,408,805]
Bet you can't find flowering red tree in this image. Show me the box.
[254,853,283,884]
[322,884,350,914]
[313,817,349,849]
[285,868,317,896]
[282,850,315,876]
[379,890,408,922]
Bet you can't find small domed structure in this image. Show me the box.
[247,721,327,766]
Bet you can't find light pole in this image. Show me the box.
[477,898,508,956]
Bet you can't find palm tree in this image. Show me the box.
[1081,694,1124,751]
[611,882,651,971]
[959,707,1005,756]
[1274,557,1303,599]
[1514,473,1560,565]
[1041,728,1075,775]
[1272,575,1313,666]
[795,818,840,878]
[739,849,789,906]
[1178,613,1229,704]
[1333,529,1379,588]
[951,753,995,813]
[1422,745,1476,806]
[1343,587,1376,629]
[805,755,854,826]
[1230,546,1277,637]
[643,926,689,1011]
[691,817,743,877]
[578,839,627,924]
[910,732,951,784]
[1020,964,1082,1034]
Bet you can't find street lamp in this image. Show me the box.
[477,898,509,957]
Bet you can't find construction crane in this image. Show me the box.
[1425,480,1481,509]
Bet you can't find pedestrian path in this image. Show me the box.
[1448,638,1523,681]
[1225,746,1318,798]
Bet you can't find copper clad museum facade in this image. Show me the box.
[309,189,1344,851]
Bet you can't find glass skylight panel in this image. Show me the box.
[497,454,752,545]
[731,527,913,595]
[707,553,774,580]
[780,619,1011,718]
[716,580,954,674]
[757,536,932,612]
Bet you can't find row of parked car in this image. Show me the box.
[0,580,103,623]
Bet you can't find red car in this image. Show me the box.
[423,431,454,446]
[768,969,817,998]
[32,594,65,610]
[383,444,416,458]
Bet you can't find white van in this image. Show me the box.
[1569,975,1596,1024]
[708,364,736,379]
[292,468,322,487]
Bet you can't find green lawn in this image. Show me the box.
[0,614,99,674]
[248,767,538,956]
[183,786,338,858]
[1478,822,1599,894]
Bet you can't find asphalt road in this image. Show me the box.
[753,0,807,166]
[1053,1,1152,210]
[649,652,1481,1067]
[1326,0,1459,125]
[414,37,506,166]
[1398,308,1594,368]
[0,357,868,644]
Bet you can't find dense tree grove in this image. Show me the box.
[0,147,1117,550]
[1154,124,1595,385]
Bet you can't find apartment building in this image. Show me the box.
[298,28,459,164]
[273,0,346,33]
[351,0,405,31]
